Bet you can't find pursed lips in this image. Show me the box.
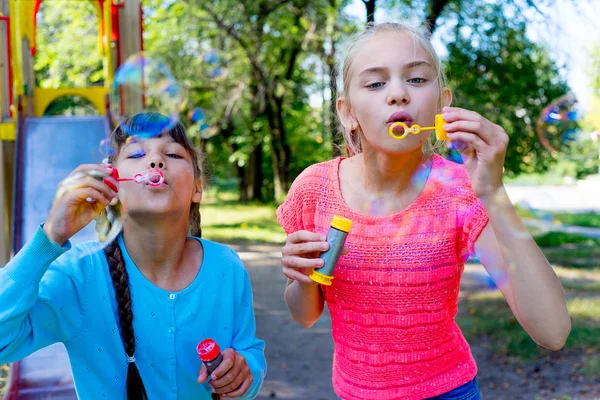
[387,110,413,127]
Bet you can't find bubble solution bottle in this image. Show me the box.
[309,215,353,286]
[197,338,223,400]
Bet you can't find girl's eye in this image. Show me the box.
[408,77,427,84]
[367,82,385,89]
[128,151,144,159]
[167,154,183,159]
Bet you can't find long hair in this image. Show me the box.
[102,112,204,399]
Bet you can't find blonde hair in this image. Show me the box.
[338,22,448,156]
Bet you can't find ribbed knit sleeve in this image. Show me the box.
[0,226,85,363]
[276,163,325,234]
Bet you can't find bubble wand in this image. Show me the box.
[389,114,447,141]
[102,168,165,191]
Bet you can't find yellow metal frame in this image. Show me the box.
[33,87,108,117]
[2,0,115,140]
[0,123,15,140]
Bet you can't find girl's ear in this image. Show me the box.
[192,178,202,203]
[442,88,453,108]
[336,97,359,131]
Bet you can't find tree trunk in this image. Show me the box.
[425,0,452,33]
[245,144,264,202]
[241,76,266,203]
[265,95,290,201]
[328,46,341,157]
[238,163,248,203]
[363,0,376,23]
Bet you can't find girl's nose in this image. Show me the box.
[387,81,409,106]
[149,160,164,169]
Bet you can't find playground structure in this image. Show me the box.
[0,0,146,397]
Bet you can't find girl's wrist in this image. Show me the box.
[42,223,66,246]
[296,278,319,291]
[478,184,507,205]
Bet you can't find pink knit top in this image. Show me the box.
[277,155,489,399]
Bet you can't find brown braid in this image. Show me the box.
[104,239,148,400]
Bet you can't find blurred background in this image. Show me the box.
[1,0,599,399]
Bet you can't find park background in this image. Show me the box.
[1,0,600,399]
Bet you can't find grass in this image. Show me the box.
[457,290,600,367]
[581,355,600,376]
[200,191,286,245]
[532,232,600,270]
[515,207,600,229]
[549,211,600,228]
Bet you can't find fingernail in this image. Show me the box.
[320,235,326,241]
[444,124,450,130]
[315,259,324,266]
[442,113,449,119]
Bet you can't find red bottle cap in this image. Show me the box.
[197,339,221,362]
[103,168,119,193]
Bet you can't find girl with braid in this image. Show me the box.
[0,112,266,399]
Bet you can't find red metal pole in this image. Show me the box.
[0,16,13,117]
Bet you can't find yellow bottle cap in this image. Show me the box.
[309,270,334,286]
[331,215,352,233]
[435,114,447,141]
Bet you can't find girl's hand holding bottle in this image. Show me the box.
[442,106,510,199]
[281,230,349,285]
[197,348,254,398]
[43,164,118,245]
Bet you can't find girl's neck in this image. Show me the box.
[339,149,433,216]
[121,217,202,291]
[357,148,430,194]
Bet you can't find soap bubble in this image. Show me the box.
[110,52,185,140]
[187,107,218,139]
[201,51,227,79]
[537,93,599,160]
[99,138,115,158]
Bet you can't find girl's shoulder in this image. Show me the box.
[292,157,341,187]
[191,237,247,275]
[45,241,109,288]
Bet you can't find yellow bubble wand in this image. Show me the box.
[389,114,448,141]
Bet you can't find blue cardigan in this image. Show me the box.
[0,226,266,399]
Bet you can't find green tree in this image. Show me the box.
[444,2,569,176]
[144,0,349,202]
[34,1,104,89]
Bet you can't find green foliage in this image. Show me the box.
[458,291,600,360]
[43,96,98,116]
[30,0,583,194]
[34,2,103,88]
[444,3,570,177]
[201,192,286,244]
[548,212,600,229]
[143,0,353,199]
[534,232,600,248]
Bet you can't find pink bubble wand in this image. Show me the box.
[104,168,164,191]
